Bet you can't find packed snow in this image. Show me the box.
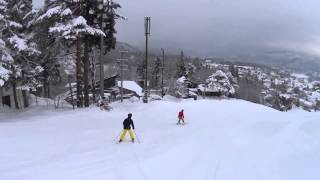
[0,98,319,180]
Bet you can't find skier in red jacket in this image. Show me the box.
[177,109,185,124]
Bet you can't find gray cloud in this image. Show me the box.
[116,0,320,57]
[33,0,320,57]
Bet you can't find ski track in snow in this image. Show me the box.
[0,99,319,180]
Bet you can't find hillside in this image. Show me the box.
[0,98,319,180]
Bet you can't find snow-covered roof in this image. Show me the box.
[177,76,187,83]
[238,65,253,70]
[198,84,213,92]
[117,81,143,96]
[299,99,313,107]
[64,82,77,88]
[279,93,292,99]
[291,73,308,79]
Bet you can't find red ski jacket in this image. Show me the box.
[178,111,184,118]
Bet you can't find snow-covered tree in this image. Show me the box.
[32,1,84,99]
[81,0,123,106]
[186,62,196,80]
[229,64,239,78]
[0,0,40,108]
[136,62,144,86]
[206,70,235,97]
[34,0,122,107]
[0,0,12,86]
[35,0,98,106]
[174,76,189,98]
[175,50,186,78]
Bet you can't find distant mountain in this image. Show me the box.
[222,50,320,73]
[114,41,320,73]
[115,42,141,53]
[254,51,320,73]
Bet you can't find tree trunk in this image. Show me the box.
[43,80,47,98]
[42,80,51,98]
[22,90,28,108]
[76,38,83,108]
[83,39,90,107]
[47,81,50,98]
[91,54,96,103]
[68,75,75,110]
[12,82,19,109]
[99,36,104,99]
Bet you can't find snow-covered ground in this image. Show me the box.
[0,98,319,180]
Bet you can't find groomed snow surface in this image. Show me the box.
[0,98,319,180]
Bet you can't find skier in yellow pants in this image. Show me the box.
[119,113,135,143]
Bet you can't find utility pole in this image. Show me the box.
[118,50,128,103]
[143,17,151,103]
[99,36,104,99]
[161,48,165,98]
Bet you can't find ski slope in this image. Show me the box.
[0,98,319,180]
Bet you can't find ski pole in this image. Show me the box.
[133,130,141,144]
[113,131,122,142]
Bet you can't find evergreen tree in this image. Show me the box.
[151,57,162,89]
[80,0,122,107]
[136,61,144,87]
[175,50,186,78]
[174,76,189,98]
[0,0,40,109]
[35,0,102,107]
[31,0,72,98]
[186,62,196,80]
[34,0,122,107]
[0,0,13,87]
[229,64,239,78]
[206,70,236,97]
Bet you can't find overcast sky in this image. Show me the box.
[34,0,320,57]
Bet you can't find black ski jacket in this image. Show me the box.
[123,118,135,130]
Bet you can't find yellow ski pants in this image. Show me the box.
[120,129,135,141]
